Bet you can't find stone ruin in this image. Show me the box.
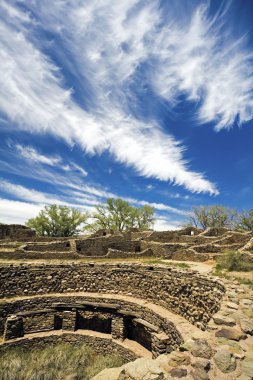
[0,224,253,263]
[0,224,36,240]
[0,225,253,379]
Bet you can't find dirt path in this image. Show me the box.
[161,259,215,274]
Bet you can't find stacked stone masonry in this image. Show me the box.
[1,225,253,261]
[0,263,225,329]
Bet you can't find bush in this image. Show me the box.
[216,251,253,272]
[0,342,123,380]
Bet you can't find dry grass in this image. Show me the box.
[0,342,123,380]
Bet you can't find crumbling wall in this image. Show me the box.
[75,236,140,256]
[0,224,36,240]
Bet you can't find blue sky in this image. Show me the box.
[0,0,253,229]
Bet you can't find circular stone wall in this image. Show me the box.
[0,263,225,328]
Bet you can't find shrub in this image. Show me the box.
[216,251,253,272]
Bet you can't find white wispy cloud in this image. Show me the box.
[0,0,220,194]
[1,1,252,196]
[15,144,88,176]
[15,144,61,166]
[151,4,253,130]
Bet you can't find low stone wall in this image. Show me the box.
[0,295,183,351]
[23,241,71,252]
[0,224,36,240]
[0,332,138,363]
[75,236,140,256]
[0,264,225,329]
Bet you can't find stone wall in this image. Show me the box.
[0,295,185,357]
[75,236,140,256]
[0,295,182,347]
[23,241,71,252]
[0,224,36,240]
[0,263,225,328]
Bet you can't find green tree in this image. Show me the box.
[237,209,253,231]
[188,205,237,229]
[87,198,154,232]
[26,205,88,237]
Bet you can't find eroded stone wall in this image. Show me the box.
[75,236,140,256]
[0,224,36,240]
[0,264,225,328]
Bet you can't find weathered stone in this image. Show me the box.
[170,367,188,378]
[241,299,253,306]
[236,375,253,380]
[191,368,210,380]
[190,339,213,359]
[191,359,210,371]
[122,357,170,380]
[168,352,191,367]
[91,367,123,380]
[215,328,247,341]
[213,314,236,326]
[213,349,236,373]
[241,357,253,378]
[216,338,245,359]
[226,302,239,310]
[240,319,253,335]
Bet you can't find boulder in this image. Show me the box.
[191,359,210,371]
[213,349,236,373]
[168,352,191,367]
[170,367,188,378]
[241,357,253,379]
[212,313,236,326]
[226,302,239,310]
[190,339,213,359]
[239,319,253,335]
[215,328,247,341]
[92,358,171,380]
[191,368,210,380]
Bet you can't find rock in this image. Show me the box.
[226,302,239,310]
[236,375,253,380]
[170,367,188,378]
[213,349,236,373]
[92,358,171,380]
[241,357,253,379]
[190,339,213,359]
[227,291,237,298]
[241,299,253,306]
[191,368,210,380]
[213,313,236,326]
[215,328,247,341]
[168,352,191,367]
[180,339,194,352]
[91,367,124,380]
[191,359,210,371]
[240,319,253,335]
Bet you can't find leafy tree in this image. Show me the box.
[237,210,253,231]
[187,205,237,229]
[87,198,154,232]
[26,205,88,237]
